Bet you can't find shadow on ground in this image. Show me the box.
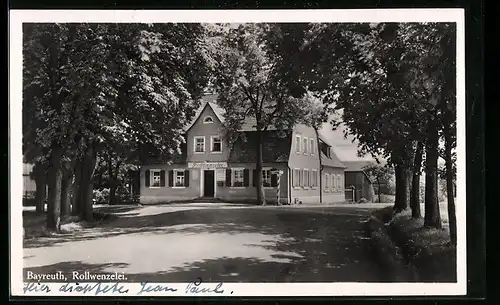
[24,206,390,282]
[24,207,371,248]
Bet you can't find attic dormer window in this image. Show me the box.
[203,116,214,124]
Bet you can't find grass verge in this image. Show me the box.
[388,211,456,282]
[23,211,117,240]
[366,207,456,282]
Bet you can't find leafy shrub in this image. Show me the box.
[372,205,395,223]
[92,186,139,205]
[388,210,456,282]
[379,194,395,203]
[358,197,369,203]
[116,187,139,204]
[366,215,385,232]
[93,188,110,204]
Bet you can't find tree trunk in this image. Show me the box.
[46,144,63,231]
[108,157,121,205]
[60,166,73,217]
[444,125,457,245]
[393,164,409,213]
[255,132,266,205]
[33,163,47,214]
[108,153,117,205]
[72,161,82,216]
[410,141,423,218]
[424,116,442,228]
[80,143,97,222]
[109,184,118,205]
[377,179,381,203]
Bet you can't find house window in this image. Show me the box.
[262,168,272,187]
[203,116,214,124]
[310,138,315,156]
[174,170,185,187]
[324,174,329,192]
[151,170,161,187]
[303,169,310,187]
[303,137,308,155]
[295,135,301,153]
[194,136,205,153]
[337,175,343,192]
[211,136,222,152]
[293,169,301,188]
[311,169,318,188]
[332,173,337,191]
[232,168,245,187]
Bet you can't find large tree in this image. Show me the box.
[295,23,419,213]
[277,23,455,229]
[208,24,323,205]
[23,23,211,228]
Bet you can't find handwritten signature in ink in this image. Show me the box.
[185,277,230,295]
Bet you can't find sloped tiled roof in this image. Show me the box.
[185,94,279,132]
[317,132,330,144]
[138,142,188,165]
[321,149,346,168]
[183,95,226,131]
[240,117,278,131]
[228,131,292,163]
[342,160,377,172]
[316,132,346,169]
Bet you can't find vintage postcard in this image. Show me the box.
[10,9,466,297]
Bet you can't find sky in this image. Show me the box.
[319,122,375,162]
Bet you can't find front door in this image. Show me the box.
[203,170,215,197]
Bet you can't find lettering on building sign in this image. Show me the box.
[216,169,225,181]
[188,162,228,169]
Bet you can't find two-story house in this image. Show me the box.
[139,94,346,205]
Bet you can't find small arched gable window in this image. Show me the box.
[203,116,214,124]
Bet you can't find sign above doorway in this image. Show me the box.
[188,162,228,169]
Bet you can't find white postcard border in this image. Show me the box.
[9,8,466,297]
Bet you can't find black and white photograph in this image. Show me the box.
[10,9,467,297]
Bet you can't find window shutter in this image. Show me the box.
[243,169,249,187]
[168,170,174,187]
[145,170,150,187]
[252,169,257,187]
[225,169,232,186]
[160,170,166,187]
[185,170,190,187]
[271,173,278,187]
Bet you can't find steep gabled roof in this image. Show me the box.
[183,95,226,131]
[228,131,292,163]
[342,160,377,172]
[321,149,346,168]
[185,94,280,132]
[316,132,346,169]
[317,132,330,145]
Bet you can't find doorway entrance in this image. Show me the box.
[203,170,215,197]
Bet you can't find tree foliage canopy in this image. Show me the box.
[23,23,212,164]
